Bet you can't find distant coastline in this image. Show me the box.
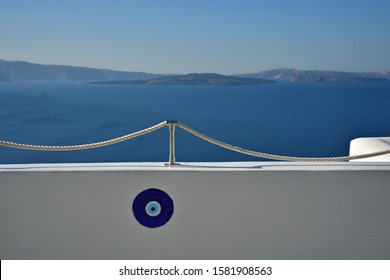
[0,59,162,82]
[237,69,389,83]
[1,59,389,83]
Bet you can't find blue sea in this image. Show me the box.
[0,81,389,164]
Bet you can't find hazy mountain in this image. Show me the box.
[0,59,162,81]
[1,59,388,83]
[91,73,276,86]
[237,69,390,82]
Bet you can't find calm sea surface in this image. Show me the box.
[0,81,389,163]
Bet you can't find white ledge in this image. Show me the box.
[1,161,390,172]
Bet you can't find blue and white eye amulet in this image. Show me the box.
[132,188,174,228]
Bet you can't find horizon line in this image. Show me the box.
[1,58,389,75]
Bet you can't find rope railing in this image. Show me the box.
[1,120,390,164]
[177,122,390,162]
[0,121,167,151]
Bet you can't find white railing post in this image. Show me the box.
[166,120,178,165]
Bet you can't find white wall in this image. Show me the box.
[1,165,390,259]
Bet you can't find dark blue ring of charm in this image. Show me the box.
[132,188,174,228]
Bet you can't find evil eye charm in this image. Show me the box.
[132,188,174,228]
[145,201,161,217]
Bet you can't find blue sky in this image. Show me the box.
[1,0,389,74]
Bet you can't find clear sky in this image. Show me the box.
[1,0,389,74]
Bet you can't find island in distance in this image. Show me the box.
[90,73,276,86]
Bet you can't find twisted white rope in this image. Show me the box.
[1,120,389,161]
[0,121,167,151]
[177,122,390,162]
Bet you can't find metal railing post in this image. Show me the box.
[166,120,178,165]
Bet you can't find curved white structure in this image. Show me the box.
[350,137,390,162]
